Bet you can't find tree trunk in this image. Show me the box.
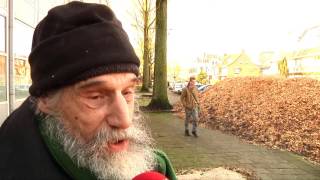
[140,5,151,92]
[147,0,172,110]
[148,63,152,88]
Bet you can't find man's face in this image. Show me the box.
[59,72,137,152]
[189,79,196,88]
[40,72,155,179]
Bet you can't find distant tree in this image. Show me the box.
[104,0,110,5]
[172,65,181,81]
[197,70,208,84]
[188,67,196,74]
[132,0,156,92]
[167,64,182,83]
[278,57,289,77]
[147,0,172,110]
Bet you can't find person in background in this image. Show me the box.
[180,76,200,137]
[0,2,176,180]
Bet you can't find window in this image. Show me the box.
[15,58,31,99]
[13,19,33,57]
[221,67,228,76]
[0,55,6,101]
[0,15,4,52]
[0,0,6,10]
[14,0,37,27]
[234,67,241,74]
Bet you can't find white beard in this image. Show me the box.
[42,114,156,180]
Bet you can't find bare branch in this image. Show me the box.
[135,15,144,30]
[137,0,143,9]
[148,18,156,29]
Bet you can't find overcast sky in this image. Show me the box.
[110,0,320,67]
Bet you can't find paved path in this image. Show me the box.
[146,112,320,180]
[143,91,320,180]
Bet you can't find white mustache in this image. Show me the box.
[86,124,152,151]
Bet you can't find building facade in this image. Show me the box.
[0,0,108,124]
[219,51,262,80]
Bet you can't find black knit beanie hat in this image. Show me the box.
[28,1,140,97]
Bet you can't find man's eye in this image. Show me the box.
[123,91,133,95]
[123,90,134,101]
[83,94,107,108]
[89,95,102,100]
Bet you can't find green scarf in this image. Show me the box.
[154,150,177,180]
[36,115,97,180]
[36,115,177,180]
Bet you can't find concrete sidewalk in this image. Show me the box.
[146,112,320,180]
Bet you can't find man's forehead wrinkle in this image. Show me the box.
[129,77,140,84]
[75,76,139,89]
[76,80,106,89]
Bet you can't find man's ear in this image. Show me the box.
[37,97,51,114]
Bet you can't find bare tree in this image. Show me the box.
[132,0,156,92]
[99,0,110,6]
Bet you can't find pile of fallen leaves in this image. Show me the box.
[174,77,320,163]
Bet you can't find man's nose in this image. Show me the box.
[107,92,132,129]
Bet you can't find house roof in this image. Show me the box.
[292,47,320,59]
[220,51,260,68]
[222,54,242,66]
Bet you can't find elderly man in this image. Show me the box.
[0,2,176,180]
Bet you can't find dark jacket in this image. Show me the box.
[0,99,177,180]
[0,98,71,180]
